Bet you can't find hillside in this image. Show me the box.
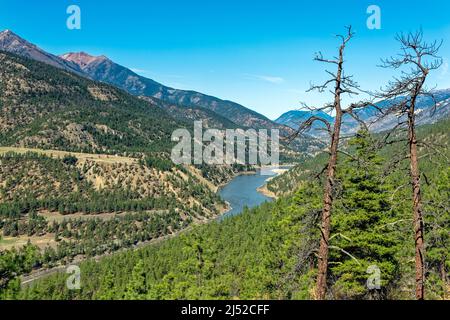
[13,116,450,300]
[0,31,321,156]
[267,117,450,197]
[138,96,240,130]
[0,51,184,155]
[0,51,251,281]
[0,31,244,134]
[0,148,229,269]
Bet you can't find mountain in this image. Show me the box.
[0,50,182,154]
[0,31,260,130]
[276,90,450,137]
[60,51,324,154]
[60,51,281,130]
[0,30,83,76]
[275,110,334,130]
[0,30,321,156]
[366,89,450,130]
[138,96,240,129]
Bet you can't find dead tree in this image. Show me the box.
[375,31,443,300]
[289,26,369,299]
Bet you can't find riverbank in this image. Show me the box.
[256,167,290,199]
[257,184,277,199]
[218,165,292,218]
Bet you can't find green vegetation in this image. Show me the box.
[0,47,449,301]
[329,131,400,299]
[0,52,182,156]
[9,120,448,300]
[0,151,226,278]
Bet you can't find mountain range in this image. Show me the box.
[0,50,181,154]
[0,30,284,132]
[275,110,335,131]
[1,29,448,145]
[59,51,281,130]
[275,90,450,136]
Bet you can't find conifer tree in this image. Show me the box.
[426,167,450,298]
[124,261,147,299]
[330,131,400,299]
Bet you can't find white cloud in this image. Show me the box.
[245,73,285,84]
[257,75,284,84]
[440,59,448,76]
[130,68,150,75]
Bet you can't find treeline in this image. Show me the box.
[0,152,176,217]
[0,193,178,217]
[0,152,222,217]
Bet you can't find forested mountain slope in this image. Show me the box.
[0,51,251,287]
[267,117,450,197]
[0,51,182,155]
[0,31,322,156]
[60,51,318,154]
[12,117,449,300]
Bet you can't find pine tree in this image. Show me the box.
[96,270,116,300]
[329,131,400,299]
[426,166,450,299]
[124,261,147,299]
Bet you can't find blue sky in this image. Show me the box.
[1,0,449,119]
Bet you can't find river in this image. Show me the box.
[218,166,289,219]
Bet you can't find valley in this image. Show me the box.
[0,25,449,302]
[10,164,284,287]
[13,115,448,300]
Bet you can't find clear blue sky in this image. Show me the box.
[1,0,449,119]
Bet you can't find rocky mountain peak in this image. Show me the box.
[0,29,34,48]
[0,29,83,75]
[60,52,109,69]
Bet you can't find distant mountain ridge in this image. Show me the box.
[60,51,280,130]
[0,30,328,156]
[3,29,449,140]
[275,110,334,130]
[0,30,290,134]
[276,90,450,136]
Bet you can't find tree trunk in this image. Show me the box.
[313,31,349,300]
[408,94,425,300]
[315,111,342,300]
